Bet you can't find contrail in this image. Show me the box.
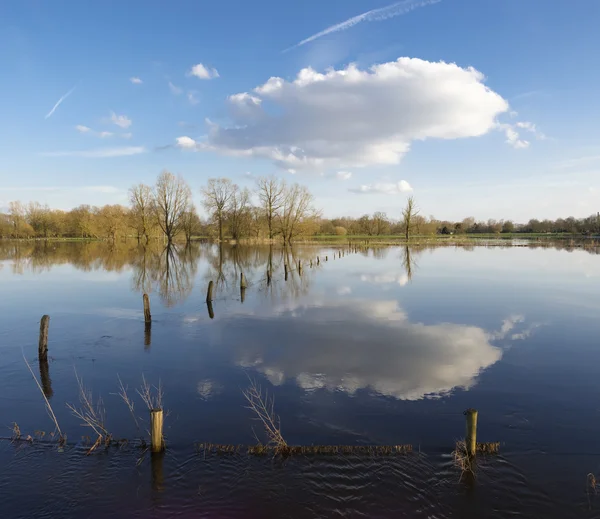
[44,84,78,119]
[284,0,441,52]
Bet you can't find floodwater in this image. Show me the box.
[1,240,600,518]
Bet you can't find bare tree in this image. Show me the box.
[277,184,319,244]
[256,176,286,240]
[228,185,251,241]
[372,211,390,236]
[402,196,419,241]
[181,207,201,243]
[129,184,155,243]
[154,171,192,244]
[201,178,234,242]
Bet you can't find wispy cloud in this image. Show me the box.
[41,146,146,158]
[45,84,78,119]
[284,0,441,51]
[109,111,132,128]
[349,180,413,194]
[188,63,219,80]
[336,171,353,180]
[76,125,91,133]
[187,91,199,105]
[75,125,130,139]
[168,81,183,95]
[130,77,143,84]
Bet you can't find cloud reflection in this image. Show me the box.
[223,299,532,400]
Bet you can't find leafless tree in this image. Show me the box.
[154,171,192,244]
[228,185,251,240]
[129,184,155,243]
[201,178,234,242]
[402,196,419,241]
[277,184,319,244]
[256,176,286,240]
[181,207,201,243]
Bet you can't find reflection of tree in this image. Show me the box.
[154,244,198,307]
[401,246,419,283]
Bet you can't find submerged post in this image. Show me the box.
[298,260,302,275]
[465,408,478,458]
[38,315,50,360]
[150,409,165,452]
[207,301,215,319]
[143,294,151,325]
[240,272,248,289]
[267,269,272,285]
[326,255,328,261]
[206,281,214,303]
[317,257,320,265]
[284,263,288,277]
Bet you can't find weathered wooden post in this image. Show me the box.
[298,260,302,275]
[317,257,320,265]
[465,408,478,458]
[207,301,215,319]
[143,294,152,325]
[144,325,152,348]
[326,255,328,261]
[284,263,288,280]
[240,272,248,289]
[206,281,214,303]
[39,356,53,398]
[150,409,165,452]
[39,315,50,360]
[267,269,272,285]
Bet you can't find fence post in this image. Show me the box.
[206,281,214,303]
[143,294,151,325]
[465,408,478,458]
[150,409,165,452]
[38,315,50,360]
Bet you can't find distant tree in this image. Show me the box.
[334,226,347,236]
[227,185,251,240]
[277,184,319,243]
[401,196,419,241]
[154,171,192,244]
[502,220,515,233]
[201,178,234,242]
[372,211,390,235]
[129,183,155,243]
[181,207,202,243]
[256,176,286,240]
[98,205,128,242]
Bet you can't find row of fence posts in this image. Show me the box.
[34,242,483,457]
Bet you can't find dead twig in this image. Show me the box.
[242,378,287,452]
[137,374,164,411]
[66,369,111,454]
[113,375,141,431]
[22,352,65,443]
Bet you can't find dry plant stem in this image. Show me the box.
[22,353,63,438]
[116,375,141,431]
[242,378,287,449]
[137,374,164,411]
[66,370,110,451]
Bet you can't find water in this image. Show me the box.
[1,240,600,518]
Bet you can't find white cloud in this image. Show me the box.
[76,125,129,139]
[499,120,545,149]
[168,81,182,95]
[285,0,441,51]
[99,131,113,138]
[130,77,143,84]
[205,58,510,170]
[121,132,132,139]
[187,91,199,105]
[76,125,91,133]
[504,127,530,149]
[109,111,132,129]
[175,136,198,149]
[41,146,146,158]
[336,171,353,180]
[188,63,219,80]
[350,180,413,194]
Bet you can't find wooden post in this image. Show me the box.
[240,272,248,289]
[143,294,151,324]
[207,301,215,319]
[267,270,272,285]
[240,287,246,303]
[206,281,214,303]
[326,256,328,261]
[150,409,165,452]
[144,324,152,348]
[298,260,302,275]
[317,257,320,265]
[39,357,53,398]
[39,315,49,360]
[465,408,478,458]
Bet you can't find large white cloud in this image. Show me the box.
[213,298,533,400]
[202,58,511,170]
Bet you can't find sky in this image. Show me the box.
[1,0,599,222]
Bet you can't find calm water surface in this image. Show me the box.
[1,241,600,518]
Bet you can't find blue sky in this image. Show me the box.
[1,0,599,222]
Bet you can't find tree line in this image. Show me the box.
[1,171,598,240]
[0,172,320,243]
